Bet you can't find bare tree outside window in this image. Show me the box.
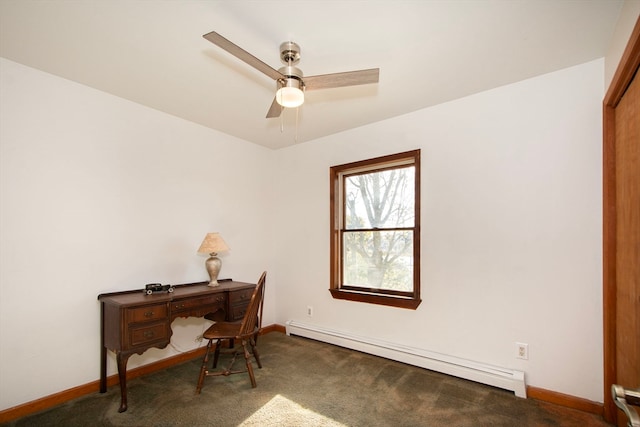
[343,167,414,291]
[330,150,421,309]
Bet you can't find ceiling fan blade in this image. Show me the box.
[304,68,379,91]
[266,97,283,118]
[203,31,284,81]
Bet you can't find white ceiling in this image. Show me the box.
[0,0,623,149]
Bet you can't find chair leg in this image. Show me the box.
[196,340,213,394]
[250,337,262,369]
[242,340,257,388]
[212,339,221,368]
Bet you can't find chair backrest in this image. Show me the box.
[238,271,266,338]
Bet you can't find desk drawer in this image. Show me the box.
[171,295,225,314]
[129,322,169,347]
[126,303,168,324]
[171,294,225,311]
[229,288,254,305]
[230,303,249,321]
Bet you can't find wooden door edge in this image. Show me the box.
[602,15,640,424]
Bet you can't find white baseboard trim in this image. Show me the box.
[286,320,526,398]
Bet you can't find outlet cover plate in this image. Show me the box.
[516,342,529,360]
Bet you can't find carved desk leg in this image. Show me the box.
[116,352,133,413]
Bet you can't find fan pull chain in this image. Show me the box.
[280,110,284,133]
[295,106,299,143]
[279,95,284,133]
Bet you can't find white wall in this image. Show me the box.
[0,58,275,411]
[274,59,604,402]
[605,0,640,87]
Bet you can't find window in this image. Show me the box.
[330,150,421,309]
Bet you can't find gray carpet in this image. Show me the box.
[3,333,610,426]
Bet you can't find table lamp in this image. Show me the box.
[197,232,230,287]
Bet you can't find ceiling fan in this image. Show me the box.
[203,31,380,118]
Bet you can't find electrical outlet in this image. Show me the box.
[516,342,528,360]
[307,306,313,317]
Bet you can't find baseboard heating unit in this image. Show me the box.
[286,320,526,398]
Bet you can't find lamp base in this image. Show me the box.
[205,254,222,287]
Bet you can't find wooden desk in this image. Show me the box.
[98,280,255,412]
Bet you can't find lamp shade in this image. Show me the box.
[276,78,304,108]
[197,233,229,255]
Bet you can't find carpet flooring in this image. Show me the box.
[3,332,611,426]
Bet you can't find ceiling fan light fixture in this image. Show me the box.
[276,78,304,108]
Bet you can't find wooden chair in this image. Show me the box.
[196,271,266,393]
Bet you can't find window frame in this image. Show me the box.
[329,150,421,309]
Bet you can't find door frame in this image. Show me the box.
[603,16,640,424]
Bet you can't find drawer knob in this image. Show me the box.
[144,311,154,318]
[143,331,154,338]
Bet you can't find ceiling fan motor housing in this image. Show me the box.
[278,65,303,79]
